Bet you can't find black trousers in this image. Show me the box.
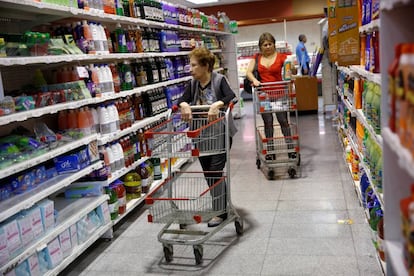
[198,137,232,219]
[261,112,292,150]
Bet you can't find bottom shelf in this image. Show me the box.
[45,221,112,276]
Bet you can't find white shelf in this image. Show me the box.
[97,111,170,145]
[44,220,112,276]
[0,195,108,274]
[0,77,190,127]
[0,161,103,222]
[0,134,97,179]
[349,65,381,85]
[112,157,189,225]
[105,157,148,186]
[0,51,222,67]
[0,98,95,126]
[383,127,414,179]
[384,241,408,276]
[0,0,229,35]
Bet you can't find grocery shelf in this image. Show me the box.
[104,157,149,186]
[349,65,381,85]
[0,195,108,275]
[384,241,408,276]
[382,127,414,179]
[97,110,170,145]
[0,134,98,179]
[0,76,190,127]
[338,86,356,116]
[0,161,103,222]
[0,98,95,126]
[0,51,222,67]
[0,0,229,35]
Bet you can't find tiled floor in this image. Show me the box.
[61,100,383,275]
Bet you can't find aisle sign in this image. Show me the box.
[327,0,338,62]
[336,1,360,65]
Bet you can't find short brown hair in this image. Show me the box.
[258,32,276,48]
[189,47,215,72]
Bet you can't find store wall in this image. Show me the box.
[235,18,322,54]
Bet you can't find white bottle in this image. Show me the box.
[115,141,126,169]
[90,107,99,133]
[110,142,122,171]
[107,103,119,132]
[90,23,102,53]
[104,64,115,94]
[98,23,109,54]
[106,144,116,173]
[98,105,111,134]
[96,66,106,94]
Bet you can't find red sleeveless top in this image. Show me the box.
[256,53,287,83]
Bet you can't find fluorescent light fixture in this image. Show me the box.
[186,0,218,4]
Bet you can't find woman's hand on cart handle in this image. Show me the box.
[208,100,224,122]
[179,102,192,122]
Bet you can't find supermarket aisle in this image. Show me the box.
[61,101,382,275]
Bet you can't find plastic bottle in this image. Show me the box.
[90,107,99,133]
[90,65,101,97]
[123,172,141,200]
[105,185,119,220]
[67,109,78,130]
[113,180,126,215]
[103,0,115,14]
[82,20,95,54]
[371,84,381,134]
[98,145,111,178]
[115,23,128,53]
[137,162,150,193]
[116,141,126,169]
[105,144,116,173]
[98,105,111,134]
[58,110,68,131]
[78,107,92,135]
[371,30,380,73]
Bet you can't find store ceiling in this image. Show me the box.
[168,0,262,8]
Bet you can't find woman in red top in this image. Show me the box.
[246,32,292,160]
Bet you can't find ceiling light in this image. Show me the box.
[186,0,218,4]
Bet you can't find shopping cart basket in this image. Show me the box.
[253,80,301,179]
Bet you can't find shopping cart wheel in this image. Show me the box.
[288,168,296,178]
[235,218,244,235]
[163,244,173,263]
[256,158,261,169]
[268,170,275,180]
[193,245,203,265]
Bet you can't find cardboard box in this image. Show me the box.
[294,76,318,112]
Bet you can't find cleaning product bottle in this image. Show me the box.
[282,56,292,81]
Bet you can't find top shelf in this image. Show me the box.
[0,0,230,35]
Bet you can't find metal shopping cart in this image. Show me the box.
[253,80,301,179]
[144,103,243,264]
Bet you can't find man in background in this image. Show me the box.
[296,34,310,75]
